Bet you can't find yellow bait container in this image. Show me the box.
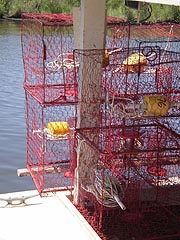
[144,95,170,116]
[122,52,147,73]
[47,121,69,135]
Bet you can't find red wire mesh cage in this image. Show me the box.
[21,13,130,105]
[25,91,77,193]
[130,22,180,45]
[72,23,180,240]
[74,124,180,239]
[21,13,130,194]
[73,45,180,128]
[21,13,77,105]
[105,16,130,49]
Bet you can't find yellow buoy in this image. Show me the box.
[122,52,147,73]
[144,95,170,116]
[47,121,69,135]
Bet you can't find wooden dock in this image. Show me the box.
[0,190,101,240]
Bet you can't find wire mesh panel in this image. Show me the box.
[25,91,77,193]
[130,23,180,46]
[76,125,180,183]
[105,16,130,49]
[108,46,179,97]
[128,26,180,128]
[21,13,129,105]
[21,13,77,104]
[74,46,180,128]
[74,125,180,239]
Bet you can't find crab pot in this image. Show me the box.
[25,91,77,193]
[73,124,180,239]
[74,46,180,128]
[21,13,129,105]
[106,46,179,126]
[72,24,180,239]
[104,45,180,96]
[21,13,78,104]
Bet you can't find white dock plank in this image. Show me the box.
[0,190,101,240]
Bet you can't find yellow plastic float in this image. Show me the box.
[144,95,170,116]
[122,52,147,73]
[47,121,69,135]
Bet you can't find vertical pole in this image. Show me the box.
[73,7,81,49]
[73,0,106,204]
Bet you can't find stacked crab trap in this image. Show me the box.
[21,13,129,194]
[21,13,77,193]
[72,23,180,240]
[21,13,180,239]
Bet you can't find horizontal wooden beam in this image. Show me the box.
[17,168,31,177]
[17,165,70,177]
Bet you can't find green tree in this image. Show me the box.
[0,0,180,23]
[0,0,5,17]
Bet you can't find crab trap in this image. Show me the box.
[25,91,77,193]
[73,45,180,129]
[21,13,129,105]
[21,13,77,104]
[21,13,130,194]
[74,124,180,239]
[72,24,180,239]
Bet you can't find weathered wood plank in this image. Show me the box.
[17,165,70,177]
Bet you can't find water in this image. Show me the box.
[0,20,35,193]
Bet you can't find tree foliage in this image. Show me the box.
[0,0,180,23]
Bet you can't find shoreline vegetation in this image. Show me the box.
[0,0,180,24]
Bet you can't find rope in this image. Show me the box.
[105,90,179,119]
[46,53,79,72]
[46,48,123,72]
[105,91,144,119]
[113,97,143,118]
[82,163,127,210]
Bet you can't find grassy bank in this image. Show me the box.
[0,0,180,23]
